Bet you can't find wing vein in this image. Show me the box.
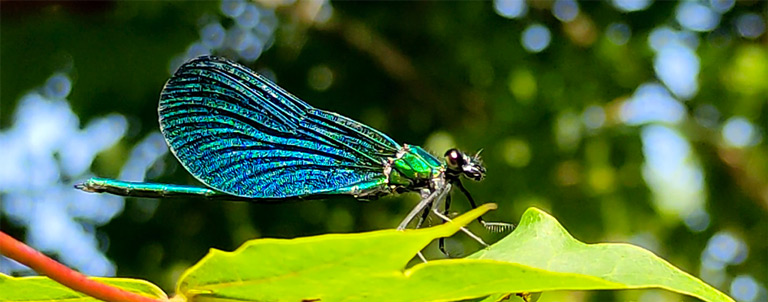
[159,56,395,198]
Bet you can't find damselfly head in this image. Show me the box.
[444,148,486,181]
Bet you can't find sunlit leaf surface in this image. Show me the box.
[177,206,732,302]
[0,274,167,302]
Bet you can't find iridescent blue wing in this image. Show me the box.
[158,56,401,199]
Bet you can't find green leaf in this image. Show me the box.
[177,205,732,302]
[176,204,500,302]
[0,273,167,302]
[470,208,734,302]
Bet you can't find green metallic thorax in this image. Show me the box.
[388,145,444,188]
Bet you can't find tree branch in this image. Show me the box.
[0,231,165,302]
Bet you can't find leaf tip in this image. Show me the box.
[447,203,497,230]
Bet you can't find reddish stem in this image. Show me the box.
[0,231,165,302]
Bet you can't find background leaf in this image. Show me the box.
[0,273,167,302]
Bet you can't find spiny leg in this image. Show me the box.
[413,202,433,263]
[428,185,488,247]
[397,184,500,260]
[439,193,452,256]
[454,180,515,233]
[432,208,488,247]
[398,189,442,263]
[397,189,440,230]
[413,203,432,230]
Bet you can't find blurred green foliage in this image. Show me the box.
[1,1,765,301]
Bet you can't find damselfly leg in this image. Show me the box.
[398,184,486,261]
[438,193,452,255]
[454,180,515,233]
[431,208,488,248]
[397,188,443,231]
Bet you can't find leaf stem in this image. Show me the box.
[0,230,165,302]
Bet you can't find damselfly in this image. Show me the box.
[76,56,510,253]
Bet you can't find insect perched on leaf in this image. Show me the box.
[76,56,511,253]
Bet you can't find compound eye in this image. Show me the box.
[444,148,463,169]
